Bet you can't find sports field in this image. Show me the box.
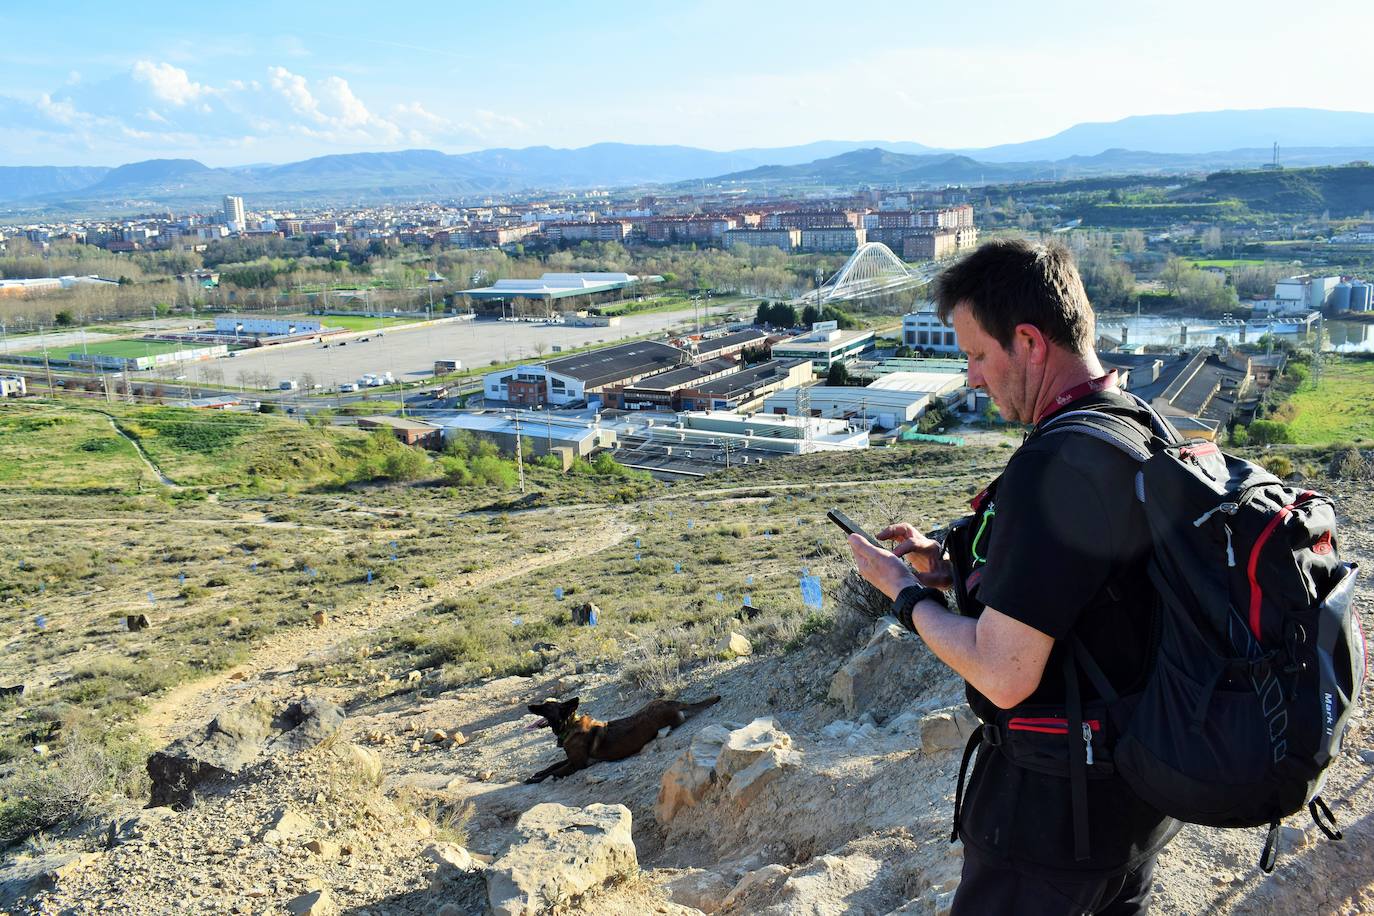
[16,338,194,359]
[315,314,415,332]
[1286,357,1374,445]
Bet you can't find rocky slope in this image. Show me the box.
[3,478,1372,916]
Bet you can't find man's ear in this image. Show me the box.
[1013,323,1050,366]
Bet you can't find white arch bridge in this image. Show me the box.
[795,242,937,305]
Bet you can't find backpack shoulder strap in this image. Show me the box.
[1033,390,1183,465]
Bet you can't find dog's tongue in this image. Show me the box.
[525,717,548,730]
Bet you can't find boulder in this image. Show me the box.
[265,698,345,756]
[147,698,346,808]
[126,614,151,631]
[657,724,731,824]
[715,718,792,780]
[829,618,943,720]
[725,747,794,807]
[485,803,636,916]
[918,705,979,755]
[721,632,753,657]
[146,707,272,808]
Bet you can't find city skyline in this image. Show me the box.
[2,0,1373,167]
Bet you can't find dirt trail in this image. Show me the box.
[139,507,635,745]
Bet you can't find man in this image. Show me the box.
[849,239,1178,915]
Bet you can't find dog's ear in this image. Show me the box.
[527,704,543,716]
[562,697,580,716]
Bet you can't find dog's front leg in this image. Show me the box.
[548,758,589,781]
[525,759,568,784]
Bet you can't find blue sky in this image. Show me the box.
[2,0,1371,166]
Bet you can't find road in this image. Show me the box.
[179,305,742,390]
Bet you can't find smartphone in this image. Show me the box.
[827,508,882,547]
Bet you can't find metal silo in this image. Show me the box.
[1352,281,1373,312]
[1331,282,1352,312]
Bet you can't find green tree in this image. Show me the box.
[54,310,75,327]
[382,447,429,481]
[826,361,851,386]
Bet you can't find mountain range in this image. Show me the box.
[1,108,1372,214]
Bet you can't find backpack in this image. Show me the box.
[1030,392,1366,871]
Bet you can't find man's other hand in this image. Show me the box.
[876,523,954,590]
[848,534,920,601]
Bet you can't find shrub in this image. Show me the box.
[1260,454,1293,478]
[1247,420,1294,445]
[381,447,429,481]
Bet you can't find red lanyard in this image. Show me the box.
[1034,370,1118,425]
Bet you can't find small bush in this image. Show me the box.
[621,653,684,695]
[1260,455,1293,478]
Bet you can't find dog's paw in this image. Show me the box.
[524,776,545,785]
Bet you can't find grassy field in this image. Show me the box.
[1285,357,1374,445]
[0,390,1007,846]
[315,314,418,332]
[1187,258,1271,269]
[15,338,191,360]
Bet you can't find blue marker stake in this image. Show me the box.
[635,538,642,549]
[742,594,752,608]
[765,532,772,541]
[366,569,373,584]
[148,591,155,604]
[35,615,46,630]
[179,573,186,586]
[554,587,564,601]
[745,575,753,586]
[688,519,694,530]
[674,562,682,574]
[390,554,397,563]
[39,583,45,594]
[715,592,724,602]
[800,575,824,610]
[635,552,641,562]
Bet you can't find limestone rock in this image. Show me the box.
[304,838,340,859]
[720,863,789,911]
[829,617,942,719]
[918,704,979,755]
[722,632,753,657]
[657,724,730,824]
[725,747,794,807]
[263,807,312,843]
[285,889,335,916]
[485,803,636,916]
[664,868,734,914]
[424,841,476,874]
[715,718,792,780]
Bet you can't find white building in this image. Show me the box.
[762,371,964,429]
[770,327,875,371]
[0,375,26,397]
[637,410,868,454]
[213,316,322,338]
[223,195,246,232]
[903,305,960,354]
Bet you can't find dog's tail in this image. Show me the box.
[679,695,721,719]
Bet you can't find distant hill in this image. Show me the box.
[3,107,1374,213]
[1178,164,1374,217]
[969,108,1374,161]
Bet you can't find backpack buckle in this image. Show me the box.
[980,723,1003,747]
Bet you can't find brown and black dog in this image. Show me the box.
[524,694,720,783]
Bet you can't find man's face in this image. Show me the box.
[952,303,1031,424]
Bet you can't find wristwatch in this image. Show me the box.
[893,584,947,634]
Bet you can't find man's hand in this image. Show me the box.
[876,523,954,590]
[847,534,920,601]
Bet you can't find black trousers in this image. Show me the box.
[950,845,1158,916]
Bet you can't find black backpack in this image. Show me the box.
[1032,392,1366,871]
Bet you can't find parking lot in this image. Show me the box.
[168,304,741,390]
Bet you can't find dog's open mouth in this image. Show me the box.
[526,717,549,730]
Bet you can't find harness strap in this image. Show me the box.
[950,727,985,844]
[1063,649,1092,862]
[1260,819,1281,873]
[1310,796,1343,841]
[1071,638,1119,705]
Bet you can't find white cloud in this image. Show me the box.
[132,60,208,106]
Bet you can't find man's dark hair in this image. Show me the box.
[933,238,1095,353]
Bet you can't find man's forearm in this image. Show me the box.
[910,598,984,688]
